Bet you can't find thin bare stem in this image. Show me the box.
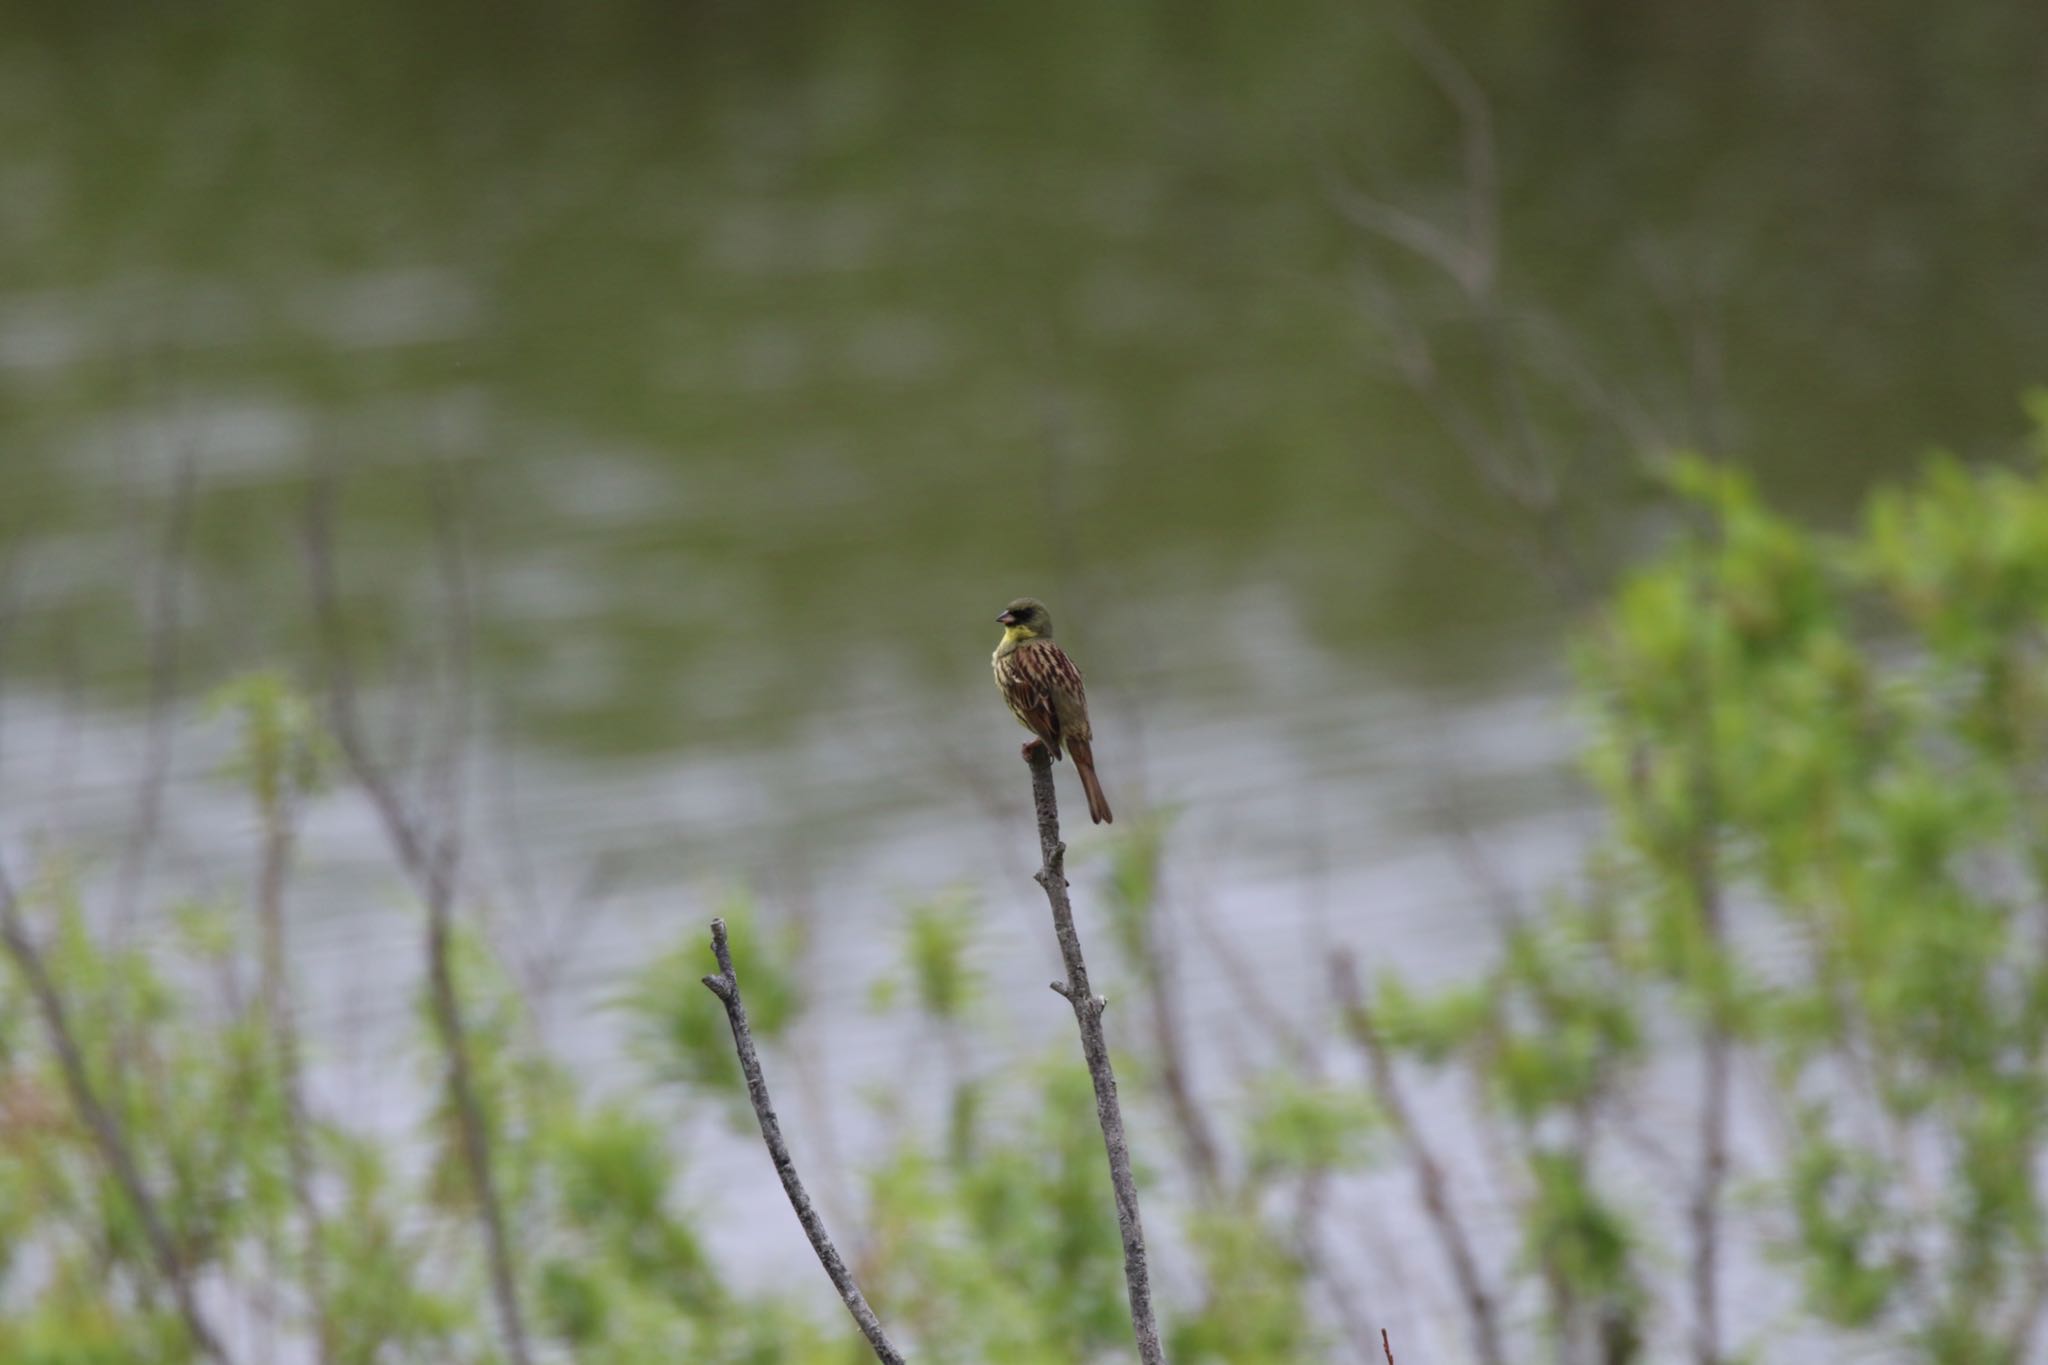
[1023,741,1166,1365]
[300,474,533,1365]
[1691,1019,1730,1365]
[254,785,334,1364]
[700,918,906,1365]
[0,862,232,1365]
[1681,579,1730,1365]
[1335,12,1596,603]
[2006,1251,2048,1363]
[1127,873,1221,1193]
[1333,953,1505,1365]
[115,447,196,929]
[1382,1327,1396,1365]
[1289,1168,1381,1361]
[1180,878,1316,1066]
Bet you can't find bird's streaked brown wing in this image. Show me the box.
[997,639,1087,757]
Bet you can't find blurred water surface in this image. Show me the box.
[2,0,2046,1347]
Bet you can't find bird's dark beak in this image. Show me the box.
[997,611,1017,626]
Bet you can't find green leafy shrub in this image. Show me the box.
[15,410,2048,1363]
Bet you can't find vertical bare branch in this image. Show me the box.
[115,447,197,929]
[1681,581,1730,1365]
[1690,1014,1730,1365]
[1147,979,1220,1191]
[0,862,232,1365]
[1332,953,1505,1365]
[252,762,334,1364]
[700,918,906,1364]
[1024,742,1166,1365]
[300,472,533,1365]
[421,457,474,863]
[1289,1170,1383,1361]
[1116,848,1220,1193]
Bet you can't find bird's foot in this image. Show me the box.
[1021,738,1048,762]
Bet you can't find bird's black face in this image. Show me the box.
[997,598,1048,633]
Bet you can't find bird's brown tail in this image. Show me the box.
[1068,738,1113,825]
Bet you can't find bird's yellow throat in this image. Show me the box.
[1000,623,1042,646]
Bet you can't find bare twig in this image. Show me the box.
[700,918,906,1364]
[1680,579,1730,1365]
[1180,876,1316,1066]
[1382,1326,1397,1364]
[115,447,197,929]
[1290,1169,1382,1361]
[1690,1022,1730,1365]
[421,458,473,853]
[2006,1249,2048,1363]
[0,861,232,1365]
[1023,741,1166,1365]
[251,753,334,1364]
[1333,12,1594,603]
[1333,953,1505,1365]
[1633,240,1734,458]
[1120,848,1221,1193]
[301,472,533,1365]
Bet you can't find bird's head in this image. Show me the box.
[997,597,1053,641]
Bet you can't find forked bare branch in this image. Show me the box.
[700,918,906,1365]
[0,860,232,1365]
[300,470,533,1365]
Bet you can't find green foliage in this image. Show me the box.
[1577,425,2048,1356]
[1364,974,1493,1063]
[207,670,334,819]
[900,890,981,1023]
[0,864,482,1363]
[22,420,2048,1362]
[0,811,1320,1363]
[1170,1210,1320,1363]
[1243,1075,1377,1180]
[1349,412,2048,1361]
[865,1057,1130,1364]
[319,1132,473,1360]
[1102,812,1172,971]
[1777,1110,1908,1329]
[1521,1150,1642,1321]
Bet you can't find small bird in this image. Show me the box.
[992,597,1113,824]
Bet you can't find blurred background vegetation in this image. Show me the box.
[2,0,2047,1361]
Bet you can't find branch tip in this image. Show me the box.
[700,914,903,1363]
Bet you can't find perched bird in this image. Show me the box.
[992,597,1113,824]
